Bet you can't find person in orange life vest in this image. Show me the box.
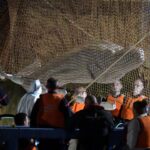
[30,77,72,128]
[107,80,125,122]
[14,113,37,150]
[123,100,150,150]
[30,77,72,150]
[121,79,147,121]
[68,87,87,150]
[71,87,87,113]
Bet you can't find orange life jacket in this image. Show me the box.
[71,102,85,113]
[26,145,37,150]
[107,94,124,117]
[136,116,150,148]
[37,93,65,128]
[121,95,147,120]
[32,147,37,150]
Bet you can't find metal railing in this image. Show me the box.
[0,126,125,150]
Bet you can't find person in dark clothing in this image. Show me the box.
[70,95,114,150]
[30,77,73,150]
[14,113,30,127]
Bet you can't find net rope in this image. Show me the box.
[86,31,149,89]
[0,0,150,97]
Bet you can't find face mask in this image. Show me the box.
[75,96,85,103]
[55,89,67,96]
[133,88,142,96]
[78,92,87,99]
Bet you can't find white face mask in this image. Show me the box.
[75,96,85,103]
[78,91,87,99]
[55,89,67,96]
[133,80,144,96]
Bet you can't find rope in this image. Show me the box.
[44,0,150,91]
[85,31,150,89]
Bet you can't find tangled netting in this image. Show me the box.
[0,0,150,97]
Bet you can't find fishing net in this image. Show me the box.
[0,0,150,97]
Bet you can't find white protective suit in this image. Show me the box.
[17,79,42,116]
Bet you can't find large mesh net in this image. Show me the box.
[0,0,150,98]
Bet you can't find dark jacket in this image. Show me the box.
[70,104,114,145]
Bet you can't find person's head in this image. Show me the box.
[85,95,98,108]
[74,87,87,99]
[46,77,59,90]
[111,80,122,95]
[72,87,87,103]
[14,113,29,127]
[46,77,67,95]
[133,79,144,96]
[133,100,148,116]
